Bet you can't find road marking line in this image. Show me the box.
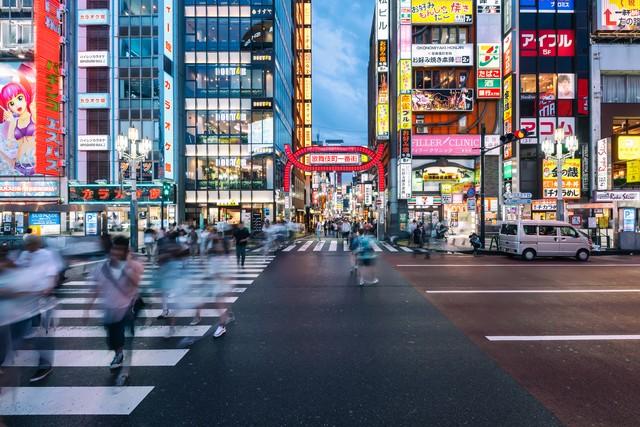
[314,241,325,251]
[56,288,247,295]
[59,296,238,305]
[329,241,337,251]
[49,325,210,338]
[298,241,314,251]
[380,242,398,252]
[283,244,297,252]
[53,309,225,319]
[427,289,640,294]
[6,349,189,367]
[398,264,640,267]
[343,241,350,251]
[370,242,383,252]
[400,246,414,252]
[0,386,154,415]
[486,334,640,342]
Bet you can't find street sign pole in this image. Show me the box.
[480,124,486,248]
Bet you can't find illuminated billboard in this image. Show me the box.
[412,89,474,112]
[411,0,473,24]
[34,0,64,176]
[597,1,640,31]
[520,30,575,57]
[542,158,581,199]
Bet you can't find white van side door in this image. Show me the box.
[537,225,560,256]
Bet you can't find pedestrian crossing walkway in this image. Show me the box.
[0,254,274,418]
[277,239,411,254]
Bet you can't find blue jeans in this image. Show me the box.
[236,244,247,266]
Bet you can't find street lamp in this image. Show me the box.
[541,128,579,222]
[116,127,152,251]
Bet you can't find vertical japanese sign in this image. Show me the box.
[596,137,610,191]
[376,0,389,140]
[34,0,63,176]
[161,0,175,180]
[477,44,502,98]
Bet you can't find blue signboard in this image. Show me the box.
[29,213,61,226]
[520,0,574,13]
[85,212,99,236]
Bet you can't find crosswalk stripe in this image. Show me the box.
[329,241,337,251]
[313,241,325,251]
[298,241,313,251]
[55,287,247,295]
[53,309,225,319]
[58,296,238,305]
[380,242,398,252]
[6,349,189,367]
[370,242,383,252]
[343,241,350,251]
[0,387,154,415]
[283,244,296,252]
[400,246,414,252]
[49,325,210,338]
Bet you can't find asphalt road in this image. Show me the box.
[3,249,562,426]
[389,252,640,427]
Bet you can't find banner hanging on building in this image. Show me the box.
[34,0,64,176]
[411,0,473,24]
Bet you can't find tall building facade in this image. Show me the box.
[370,0,502,237]
[182,0,300,230]
[589,1,640,249]
[0,0,66,235]
[68,0,176,234]
[505,0,590,224]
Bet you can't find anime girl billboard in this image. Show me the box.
[0,63,36,176]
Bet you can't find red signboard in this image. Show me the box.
[578,78,589,115]
[520,30,575,57]
[34,0,64,176]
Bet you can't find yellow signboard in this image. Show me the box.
[377,104,389,138]
[399,94,412,130]
[503,74,512,134]
[617,135,640,161]
[400,59,412,93]
[542,158,581,199]
[628,159,640,183]
[411,0,473,25]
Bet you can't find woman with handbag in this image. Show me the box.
[86,235,144,387]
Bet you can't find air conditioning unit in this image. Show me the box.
[415,115,425,124]
[416,126,428,134]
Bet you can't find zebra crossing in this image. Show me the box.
[279,239,406,253]
[0,255,274,417]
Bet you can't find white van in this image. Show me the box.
[499,220,593,261]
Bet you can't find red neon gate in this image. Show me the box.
[283,144,385,193]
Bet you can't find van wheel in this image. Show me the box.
[522,249,536,261]
[576,249,590,262]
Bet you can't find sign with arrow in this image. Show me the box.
[598,1,640,31]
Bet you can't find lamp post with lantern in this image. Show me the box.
[116,127,152,251]
[541,128,579,222]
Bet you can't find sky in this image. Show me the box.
[312,0,374,147]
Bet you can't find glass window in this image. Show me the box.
[539,74,557,99]
[523,225,537,235]
[520,75,537,93]
[538,226,557,236]
[560,227,579,238]
[500,224,517,235]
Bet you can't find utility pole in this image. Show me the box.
[480,124,486,248]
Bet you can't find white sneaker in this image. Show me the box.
[213,325,226,338]
[358,279,365,286]
[189,317,201,326]
[164,326,175,339]
[369,278,379,285]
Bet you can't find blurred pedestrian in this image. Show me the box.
[355,231,378,286]
[143,226,157,263]
[13,235,63,383]
[233,222,250,267]
[188,227,199,259]
[86,235,144,386]
[316,221,323,241]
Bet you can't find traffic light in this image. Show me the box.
[162,181,172,201]
[500,129,531,144]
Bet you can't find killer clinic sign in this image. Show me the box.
[34,0,64,176]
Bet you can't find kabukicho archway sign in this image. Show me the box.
[283,143,386,217]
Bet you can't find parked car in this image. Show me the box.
[499,220,593,261]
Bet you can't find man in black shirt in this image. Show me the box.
[233,222,250,267]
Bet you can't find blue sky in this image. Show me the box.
[312,0,374,146]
